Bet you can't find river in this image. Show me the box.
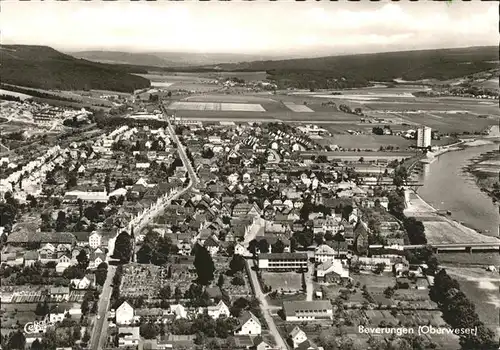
[414,143,499,236]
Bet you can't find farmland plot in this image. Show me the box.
[283,102,314,113]
[221,103,265,112]
[169,101,265,112]
[151,81,174,88]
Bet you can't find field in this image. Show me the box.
[261,272,303,293]
[319,134,414,150]
[141,71,499,134]
[283,102,314,113]
[137,71,267,92]
[0,89,32,100]
[184,94,276,103]
[477,77,499,90]
[445,267,500,337]
[137,73,219,92]
[353,272,395,288]
[151,81,175,88]
[169,101,265,112]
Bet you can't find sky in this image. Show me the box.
[1,1,498,56]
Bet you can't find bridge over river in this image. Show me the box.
[404,242,500,253]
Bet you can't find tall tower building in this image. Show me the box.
[417,126,432,148]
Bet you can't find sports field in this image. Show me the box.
[261,272,302,292]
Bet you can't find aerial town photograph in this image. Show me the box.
[0,1,499,350]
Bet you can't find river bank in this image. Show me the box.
[414,140,499,235]
[404,190,500,245]
[465,144,500,203]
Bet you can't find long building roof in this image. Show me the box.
[259,252,307,260]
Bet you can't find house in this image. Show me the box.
[169,304,187,319]
[234,243,252,257]
[353,256,392,272]
[50,286,70,301]
[70,274,96,290]
[290,326,308,349]
[23,251,39,267]
[118,327,140,347]
[204,236,220,256]
[55,254,74,273]
[313,216,342,235]
[206,300,230,319]
[316,259,349,283]
[177,240,192,256]
[89,232,102,249]
[297,339,323,350]
[252,335,274,350]
[233,202,261,218]
[88,251,106,269]
[282,301,333,322]
[49,305,68,323]
[116,301,135,325]
[314,245,336,263]
[234,311,261,335]
[258,253,308,272]
[408,265,424,278]
[242,173,252,183]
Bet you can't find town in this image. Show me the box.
[1,2,500,350]
[2,83,498,350]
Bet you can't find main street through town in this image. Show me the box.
[88,106,199,349]
[88,265,116,350]
[246,260,287,350]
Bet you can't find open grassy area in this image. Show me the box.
[261,272,303,293]
[352,272,395,291]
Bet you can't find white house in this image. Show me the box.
[314,245,336,263]
[234,311,261,335]
[89,232,102,249]
[206,300,230,320]
[56,255,74,273]
[316,259,350,283]
[234,243,252,258]
[290,326,308,349]
[70,275,95,290]
[116,301,135,325]
[118,327,140,347]
[203,236,220,256]
[49,305,68,323]
[169,304,187,319]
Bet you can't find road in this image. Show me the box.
[163,104,200,187]
[129,107,201,237]
[305,261,315,301]
[89,112,199,349]
[246,259,288,350]
[89,264,116,350]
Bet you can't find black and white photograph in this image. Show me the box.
[0,1,499,349]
